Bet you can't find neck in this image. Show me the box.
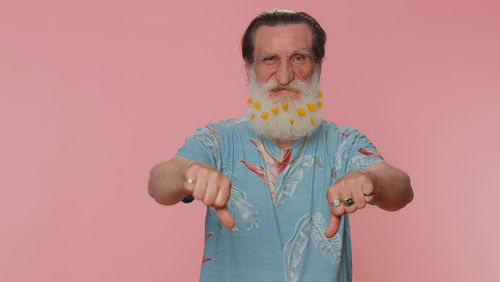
[273,139,296,150]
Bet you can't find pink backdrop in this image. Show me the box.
[1,0,499,281]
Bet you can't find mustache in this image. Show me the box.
[269,85,297,92]
[262,79,309,92]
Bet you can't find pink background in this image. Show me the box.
[1,0,499,281]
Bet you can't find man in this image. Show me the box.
[148,9,413,282]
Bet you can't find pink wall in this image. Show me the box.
[1,0,499,281]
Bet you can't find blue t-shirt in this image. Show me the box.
[176,117,384,282]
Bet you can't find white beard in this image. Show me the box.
[247,67,323,141]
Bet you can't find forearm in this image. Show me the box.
[363,163,413,211]
[148,156,193,205]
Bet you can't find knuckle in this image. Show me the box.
[326,188,335,198]
[208,171,219,180]
[332,208,344,217]
[346,206,357,214]
[203,198,214,206]
[193,191,203,200]
[359,175,368,183]
[221,178,232,190]
[213,200,225,209]
[361,176,373,186]
[221,175,231,185]
[189,163,202,173]
[197,168,208,178]
[327,185,339,196]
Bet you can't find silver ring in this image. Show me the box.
[330,199,341,207]
[343,197,354,207]
[364,192,374,197]
[185,178,195,184]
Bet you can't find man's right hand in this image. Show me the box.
[183,160,235,229]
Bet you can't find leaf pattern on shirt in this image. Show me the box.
[190,125,221,169]
[314,155,324,168]
[202,257,213,263]
[207,206,224,232]
[283,211,312,282]
[228,185,260,231]
[241,138,291,198]
[358,147,384,161]
[333,126,354,174]
[273,155,314,208]
[310,212,342,265]
[227,117,246,127]
[206,167,259,232]
[204,125,218,139]
[346,147,384,173]
[334,125,386,178]
[284,211,343,282]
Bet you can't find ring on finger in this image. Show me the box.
[330,199,341,207]
[364,192,374,197]
[185,178,195,184]
[343,197,354,207]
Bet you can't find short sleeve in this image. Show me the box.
[175,125,220,203]
[175,125,220,168]
[344,126,385,174]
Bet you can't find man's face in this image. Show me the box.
[246,23,323,141]
[249,23,316,103]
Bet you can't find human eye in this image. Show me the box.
[261,55,279,65]
[290,54,306,64]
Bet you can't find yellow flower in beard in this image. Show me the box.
[296,108,306,115]
[247,97,253,104]
[306,103,316,112]
[282,103,288,110]
[261,112,269,120]
[253,101,261,109]
[318,101,323,108]
[311,118,315,124]
[318,91,323,98]
[271,107,279,114]
[250,113,255,120]
[290,118,294,124]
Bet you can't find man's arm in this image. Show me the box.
[325,162,413,238]
[364,162,413,211]
[148,157,191,205]
[148,156,235,228]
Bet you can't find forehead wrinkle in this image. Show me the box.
[253,23,313,57]
[260,38,311,55]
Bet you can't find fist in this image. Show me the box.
[325,170,376,238]
[183,161,235,229]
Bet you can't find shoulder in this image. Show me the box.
[316,121,378,159]
[203,116,251,137]
[319,121,369,140]
[188,116,254,146]
[315,121,361,139]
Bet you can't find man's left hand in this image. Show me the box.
[325,170,375,238]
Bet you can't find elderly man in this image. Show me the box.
[148,9,413,282]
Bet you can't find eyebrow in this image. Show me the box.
[259,49,312,60]
[293,49,312,56]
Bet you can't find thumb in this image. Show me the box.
[325,213,341,238]
[215,207,235,229]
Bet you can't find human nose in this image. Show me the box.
[275,60,294,85]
